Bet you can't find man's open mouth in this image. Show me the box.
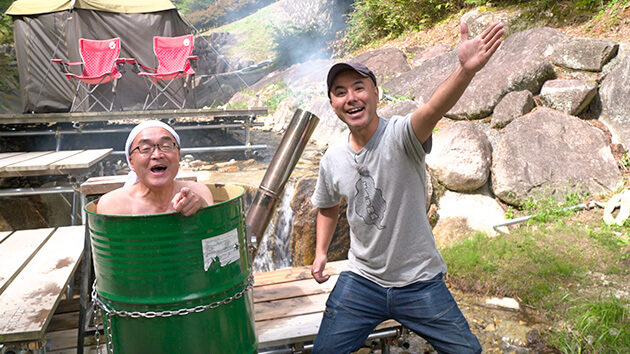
[150,165,167,173]
[347,107,364,114]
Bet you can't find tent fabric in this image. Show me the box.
[6,0,176,15]
[8,2,189,113]
[5,0,71,15]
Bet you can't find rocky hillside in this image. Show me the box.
[219,5,630,261]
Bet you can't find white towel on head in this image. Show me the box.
[124,120,181,187]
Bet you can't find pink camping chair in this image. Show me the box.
[136,34,198,110]
[52,38,131,112]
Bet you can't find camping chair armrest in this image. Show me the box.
[187,55,199,69]
[51,58,83,73]
[134,62,157,73]
[116,58,137,65]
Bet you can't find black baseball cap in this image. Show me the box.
[327,61,377,98]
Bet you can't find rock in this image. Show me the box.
[486,297,520,311]
[492,107,622,206]
[501,27,567,58]
[433,186,507,243]
[460,7,523,38]
[289,175,350,266]
[407,44,452,67]
[445,50,556,120]
[540,79,598,115]
[308,96,347,147]
[426,121,491,191]
[377,99,419,118]
[600,44,630,149]
[549,37,619,72]
[354,48,412,84]
[491,90,535,129]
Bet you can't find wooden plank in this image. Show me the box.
[0,231,12,243]
[253,260,347,287]
[0,107,269,125]
[80,173,197,196]
[0,151,52,174]
[255,293,329,322]
[0,225,84,342]
[254,275,337,303]
[0,228,55,295]
[45,327,102,353]
[256,314,401,349]
[0,152,24,161]
[50,149,112,170]
[256,312,323,348]
[4,150,83,172]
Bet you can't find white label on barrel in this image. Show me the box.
[201,228,240,271]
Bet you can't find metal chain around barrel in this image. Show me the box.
[91,274,253,353]
[91,274,254,319]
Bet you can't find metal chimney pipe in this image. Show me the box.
[246,109,319,259]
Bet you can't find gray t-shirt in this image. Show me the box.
[311,114,447,287]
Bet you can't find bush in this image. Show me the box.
[186,0,276,31]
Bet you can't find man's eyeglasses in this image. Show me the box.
[130,141,179,156]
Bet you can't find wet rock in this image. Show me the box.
[289,175,350,266]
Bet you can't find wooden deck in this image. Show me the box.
[41,260,400,353]
[0,226,85,351]
[0,149,112,178]
[0,107,269,125]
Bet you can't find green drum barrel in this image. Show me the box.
[85,184,257,354]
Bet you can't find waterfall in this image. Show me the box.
[252,182,296,272]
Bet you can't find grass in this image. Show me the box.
[442,193,630,353]
[207,2,292,63]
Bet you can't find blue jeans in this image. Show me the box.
[312,271,481,354]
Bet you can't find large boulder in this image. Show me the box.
[433,186,508,247]
[599,44,630,149]
[501,27,567,58]
[491,90,535,129]
[354,48,412,84]
[549,37,619,72]
[385,49,556,120]
[539,79,598,116]
[492,107,622,206]
[426,121,492,191]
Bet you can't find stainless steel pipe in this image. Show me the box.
[246,109,319,258]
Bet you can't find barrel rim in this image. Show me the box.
[85,183,246,219]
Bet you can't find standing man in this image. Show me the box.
[310,22,504,353]
[97,120,213,216]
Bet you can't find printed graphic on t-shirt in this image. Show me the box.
[354,169,386,230]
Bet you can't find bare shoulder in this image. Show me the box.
[96,187,133,215]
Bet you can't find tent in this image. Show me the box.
[5,0,190,113]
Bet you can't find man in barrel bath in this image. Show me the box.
[97,120,214,216]
[310,21,504,353]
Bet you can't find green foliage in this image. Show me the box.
[345,0,467,51]
[520,192,585,224]
[551,294,630,353]
[186,0,276,31]
[442,191,630,353]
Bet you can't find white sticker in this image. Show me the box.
[201,228,240,271]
